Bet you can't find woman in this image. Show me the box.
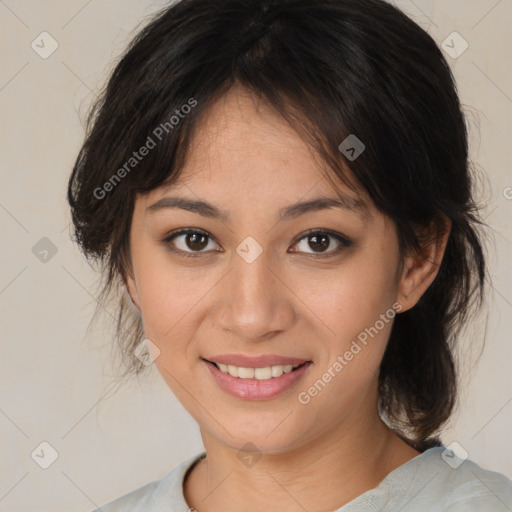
[67,0,512,510]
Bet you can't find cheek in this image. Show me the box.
[300,250,397,338]
[132,247,198,349]
[294,280,397,422]
[293,246,399,385]
[132,247,229,374]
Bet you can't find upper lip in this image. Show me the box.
[203,354,311,368]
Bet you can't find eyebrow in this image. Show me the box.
[147,194,370,222]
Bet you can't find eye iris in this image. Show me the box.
[309,234,329,252]
[187,233,208,251]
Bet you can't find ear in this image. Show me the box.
[396,216,451,313]
[124,268,141,311]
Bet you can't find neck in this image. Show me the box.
[183,403,420,512]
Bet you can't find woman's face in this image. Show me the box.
[126,87,408,455]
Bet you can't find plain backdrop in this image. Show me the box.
[0,1,511,511]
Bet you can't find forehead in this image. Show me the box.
[187,87,313,165]
[142,87,374,223]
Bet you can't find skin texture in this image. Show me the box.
[126,86,450,512]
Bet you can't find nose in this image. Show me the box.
[213,246,296,342]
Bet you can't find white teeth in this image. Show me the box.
[215,362,303,380]
[238,366,255,379]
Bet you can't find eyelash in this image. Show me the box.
[161,228,353,259]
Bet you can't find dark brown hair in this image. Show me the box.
[67,0,488,451]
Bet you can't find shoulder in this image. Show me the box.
[341,446,512,511]
[392,446,512,511]
[88,452,205,512]
[89,479,160,512]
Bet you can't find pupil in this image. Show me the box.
[187,233,208,251]
[309,234,329,252]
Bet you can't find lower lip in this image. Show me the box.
[203,360,312,400]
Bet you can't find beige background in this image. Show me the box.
[0,1,511,510]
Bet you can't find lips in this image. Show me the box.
[204,358,312,400]
[202,354,311,368]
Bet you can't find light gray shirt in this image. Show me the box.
[91,446,512,511]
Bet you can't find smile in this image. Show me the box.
[203,359,312,400]
[209,360,304,380]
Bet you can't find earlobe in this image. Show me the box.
[396,217,451,313]
[125,272,141,311]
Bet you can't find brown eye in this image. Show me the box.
[185,232,209,251]
[290,229,352,257]
[307,233,330,253]
[162,228,219,257]
[162,228,352,259]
